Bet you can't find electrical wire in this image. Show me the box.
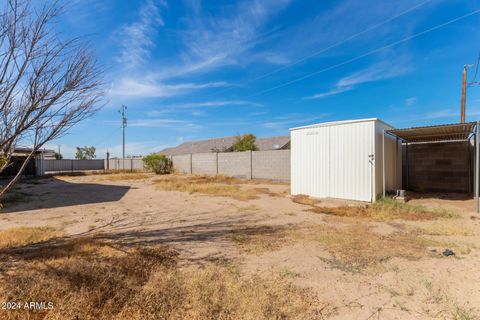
[244,8,480,99]
[202,0,433,100]
[468,52,480,87]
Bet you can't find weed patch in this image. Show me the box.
[228,223,451,272]
[291,194,321,206]
[0,227,62,249]
[0,237,321,320]
[295,225,444,272]
[229,226,292,254]
[299,197,457,221]
[154,175,280,201]
[97,173,152,181]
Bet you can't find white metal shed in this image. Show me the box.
[290,118,401,202]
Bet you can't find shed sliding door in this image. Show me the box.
[292,122,374,202]
[329,122,374,202]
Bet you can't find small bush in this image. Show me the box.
[143,154,172,174]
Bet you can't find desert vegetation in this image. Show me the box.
[154,175,283,200]
[0,228,321,320]
[293,195,457,221]
[0,173,478,319]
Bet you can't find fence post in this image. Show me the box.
[131,158,133,172]
[190,153,193,174]
[106,152,110,171]
[216,152,219,175]
[249,150,253,180]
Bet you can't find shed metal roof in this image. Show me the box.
[289,118,394,131]
[387,122,476,143]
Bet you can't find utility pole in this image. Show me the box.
[461,65,467,123]
[119,105,127,167]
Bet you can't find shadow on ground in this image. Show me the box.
[0,177,130,213]
[0,220,288,268]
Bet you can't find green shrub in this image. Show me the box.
[143,154,172,174]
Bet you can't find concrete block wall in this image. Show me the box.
[403,141,471,193]
[192,153,217,175]
[170,150,291,181]
[172,154,192,173]
[252,150,290,181]
[218,151,251,179]
[106,158,144,171]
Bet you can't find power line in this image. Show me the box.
[468,51,480,86]
[244,8,480,99]
[201,0,433,99]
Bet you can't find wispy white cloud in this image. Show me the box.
[128,119,202,131]
[306,58,411,99]
[110,79,229,98]
[169,0,292,76]
[405,96,417,106]
[337,60,411,88]
[151,100,261,110]
[306,86,354,99]
[117,0,166,69]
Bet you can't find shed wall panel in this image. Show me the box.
[291,119,398,202]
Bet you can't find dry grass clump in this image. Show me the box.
[303,197,457,221]
[179,175,288,186]
[291,194,321,206]
[154,175,280,201]
[227,223,448,272]
[119,265,319,320]
[406,221,474,236]
[229,226,292,254]
[97,172,152,181]
[0,236,320,320]
[296,224,442,272]
[0,227,62,249]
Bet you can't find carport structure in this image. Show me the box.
[383,121,479,213]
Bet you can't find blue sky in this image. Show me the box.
[49,0,480,158]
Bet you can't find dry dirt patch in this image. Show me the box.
[228,223,458,272]
[154,175,284,201]
[295,196,457,221]
[0,227,322,320]
[96,173,153,181]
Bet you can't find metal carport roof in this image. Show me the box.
[386,122,476,143]
[384,121,479,213]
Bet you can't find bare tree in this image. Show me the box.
[0,0,104,198]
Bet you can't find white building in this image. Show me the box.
[290,118,401,202]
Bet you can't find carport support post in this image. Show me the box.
[476,121,479,213]
[382,130,386,198]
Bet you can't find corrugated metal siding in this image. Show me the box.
[375,122,402,197]
[329,121,374,201]
[291,120,377,202]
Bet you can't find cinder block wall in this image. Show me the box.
[252,150,290,181]
[170,150,291,181]
[172,154,191,173]
[403,141,472,193]
[192,153,217,175]
[218,151,251,179]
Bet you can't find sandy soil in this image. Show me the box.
[1,174,479,319]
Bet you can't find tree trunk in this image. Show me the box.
[0,150,36,200]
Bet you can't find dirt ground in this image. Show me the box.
[1,173,480,319]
